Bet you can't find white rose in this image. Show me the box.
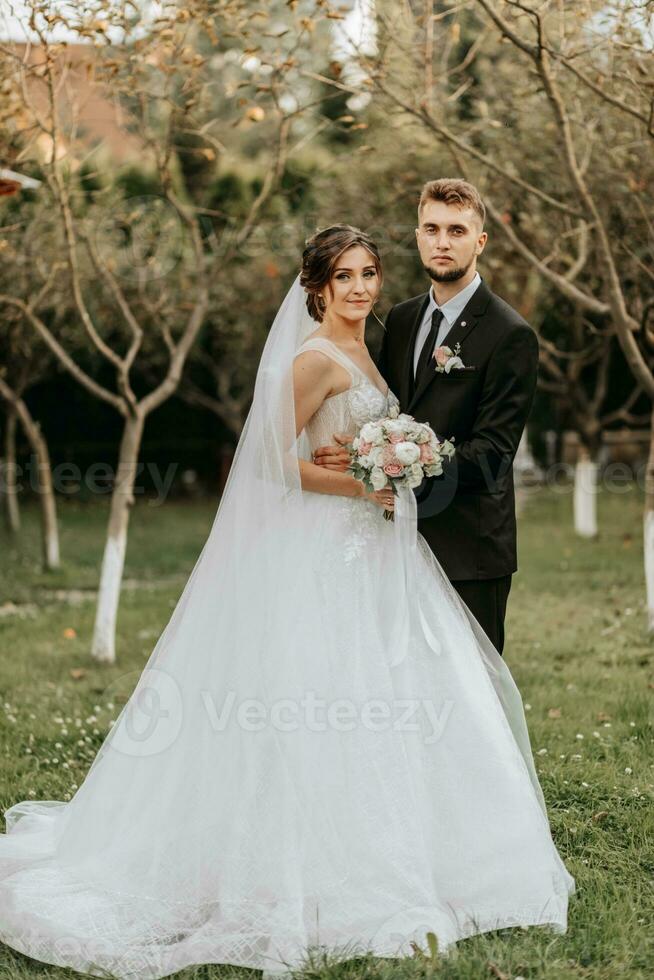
[394,441,420,465]
[383,419,405,436]
[369,446,385,467]
[360,422,384,445]
[370,466,387,491]
[444,356,464,373]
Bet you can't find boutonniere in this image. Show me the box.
[433,342,469,373]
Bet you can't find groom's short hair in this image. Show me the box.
[419,178,486,228]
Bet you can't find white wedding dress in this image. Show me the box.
[0,289,574,979]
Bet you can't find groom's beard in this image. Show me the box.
[423,254,474,284]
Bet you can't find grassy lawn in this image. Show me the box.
[0,486,652,979]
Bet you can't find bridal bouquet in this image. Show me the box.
[347,406,455,521]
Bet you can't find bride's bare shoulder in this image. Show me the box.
[293,343,351,400]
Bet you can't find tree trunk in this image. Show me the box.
[3,407,21,533]
[91,413,145,663]
[573,443,598,539]
[644,412,654,631]
[0,383,60,569]
[33,428,61,571]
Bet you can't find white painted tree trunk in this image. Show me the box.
[573,445,598,539]
[644,419,654,632]
[3,407,21,533]
[91,414,145,663]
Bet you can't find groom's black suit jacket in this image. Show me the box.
[376,277,539,581]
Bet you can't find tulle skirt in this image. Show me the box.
[0,490,574,978]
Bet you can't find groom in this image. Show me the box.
[314,178,539,655]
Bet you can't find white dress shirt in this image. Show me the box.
[413,271,482,378]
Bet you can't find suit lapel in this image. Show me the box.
[407,278,492,414]
[401,293,430,407]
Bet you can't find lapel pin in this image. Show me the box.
[461,320,466,327]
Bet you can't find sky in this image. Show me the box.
[2,2,649,55]
[0,1,157,43]
[0,0,373,45]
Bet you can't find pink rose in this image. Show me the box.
[434,346,451,367]
[383,463,404,477]
[419,443,434,463]
[358,440,373,455]
[382,445,398,465]
[388,432,403,444]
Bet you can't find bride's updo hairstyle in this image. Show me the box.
[300,224,382,322]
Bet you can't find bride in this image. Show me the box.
[0,225,574,979]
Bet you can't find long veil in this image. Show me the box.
[0,275,323,975]
[0,274,566,978]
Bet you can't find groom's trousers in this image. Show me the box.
[450,575,513,656]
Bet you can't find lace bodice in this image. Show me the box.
[294,337,400,450]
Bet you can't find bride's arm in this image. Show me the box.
[293,351,364,498]
[293,352,392,512]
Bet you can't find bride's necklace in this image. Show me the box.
[322,320,366,352]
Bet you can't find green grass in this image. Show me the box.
[0,486,653,979]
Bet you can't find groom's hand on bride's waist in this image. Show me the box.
[312,433,352,472]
